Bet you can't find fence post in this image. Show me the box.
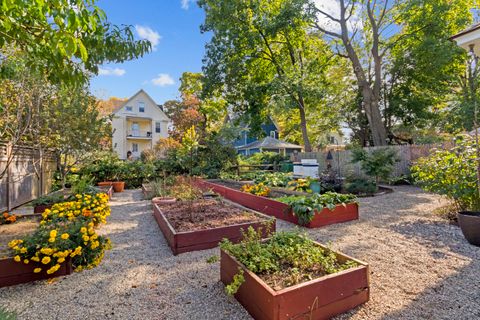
[5,142,12,211]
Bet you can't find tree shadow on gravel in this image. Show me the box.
[377,259,480,319]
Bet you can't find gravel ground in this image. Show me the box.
[1,186,480,319]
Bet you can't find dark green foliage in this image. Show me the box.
[344,179,377,195]
[31,194,65,206]
[277,192,357,225]
[220,228,358,294]
[412,135,480,211]
[351,148,398,186]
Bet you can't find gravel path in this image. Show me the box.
[1,187,480,319]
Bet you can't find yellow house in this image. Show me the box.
[111,89,170,159]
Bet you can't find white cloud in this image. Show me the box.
[135,25,161,51]
[181,0,192,10]
[313,0,362,34]
[151,73,175,87]
[98,67,126,76]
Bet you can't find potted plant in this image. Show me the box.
[150,178,177,205]
[412,136,480,246]
[31,193,65,213]
[219,229,369,319]
[111,162,126,193]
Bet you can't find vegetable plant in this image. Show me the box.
[220,228,357,294]
[254,172,293,187]
[278,192,357,225]
[241,183,271,197]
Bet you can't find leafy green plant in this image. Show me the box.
[278,192,357,225]
[220,228,357,294]
[344,178,377,195]
[31,193,65,206]
[239,152,287,166]
[70,175,99,196]
[351,147,398,189]
[287,177,315,193]
[412,136,480,211]
[254,172,293,187]
[0,306,16,320]
[225,268,245,296]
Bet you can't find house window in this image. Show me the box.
[155,122,161,133]
[126,106,133,112]
[270,131,277,138]
[132,143,138,153]
[139,102,145,113]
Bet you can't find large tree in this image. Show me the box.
[199,0,336,152]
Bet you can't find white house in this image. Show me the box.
[111,89,170,159]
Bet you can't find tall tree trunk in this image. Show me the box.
[297,94,312,152]
[361,86,388,146]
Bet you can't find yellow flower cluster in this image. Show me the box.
[41,193,110,226]
[241,183,271,197]
[9,193,112,275]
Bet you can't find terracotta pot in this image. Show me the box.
[97,181,113,187]
[152,197,177,205]
[458,211,480,246]
[33,204,52,214]
[111,181,125,193]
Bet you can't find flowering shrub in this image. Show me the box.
[241,183,271,197]
[0,212,17,225]
[41,193,110,226]
[9,193,111,274]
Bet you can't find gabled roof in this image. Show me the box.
[112,89,170,120]
[450,23,480,40]
[236,136,303,150]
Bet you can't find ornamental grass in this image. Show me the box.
[8,192,112,274]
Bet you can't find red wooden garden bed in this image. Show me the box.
[152,202,275,255]
[221,242,369,320]
[0,257,73,288]
[195,180,358,228]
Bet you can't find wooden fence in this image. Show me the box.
[295,144,450,179]
[0,143,57,212]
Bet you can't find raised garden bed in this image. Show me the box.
[153,199,275,255]
[196,179,358,228]
[221,240,369,320]
[0,257,73,288]
[0,216,73,287]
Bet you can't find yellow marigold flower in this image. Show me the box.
[14,255,21,262]
[88,228,94,235]
[20,247,27,253]
[34,268,42,273]
[82,235,89,242]
[57,257,65,263]
[40,248,53,255]
[61,233,69,240]
[31,256,40,262]
[80,227,87,234]
[49,230,57,238]
[41,256,51,264]
[48,238,55,243]
[24,259,29,264]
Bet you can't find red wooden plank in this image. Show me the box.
[196,180,359,228]
[0,257,73,288]
[152,202,275,255]
[220,241,370,320]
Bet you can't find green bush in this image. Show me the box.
[412,136,480,211]
[351,147,398,187]
[239,152,287,166]
[344,178,377,195]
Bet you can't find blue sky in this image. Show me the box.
[90,0,208,104]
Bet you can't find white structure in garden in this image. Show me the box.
[111,89,170,159]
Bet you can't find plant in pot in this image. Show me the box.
[31,193,65,213]
[412,135,480,246]
[111,162,126,193]
[150,178,177,205]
